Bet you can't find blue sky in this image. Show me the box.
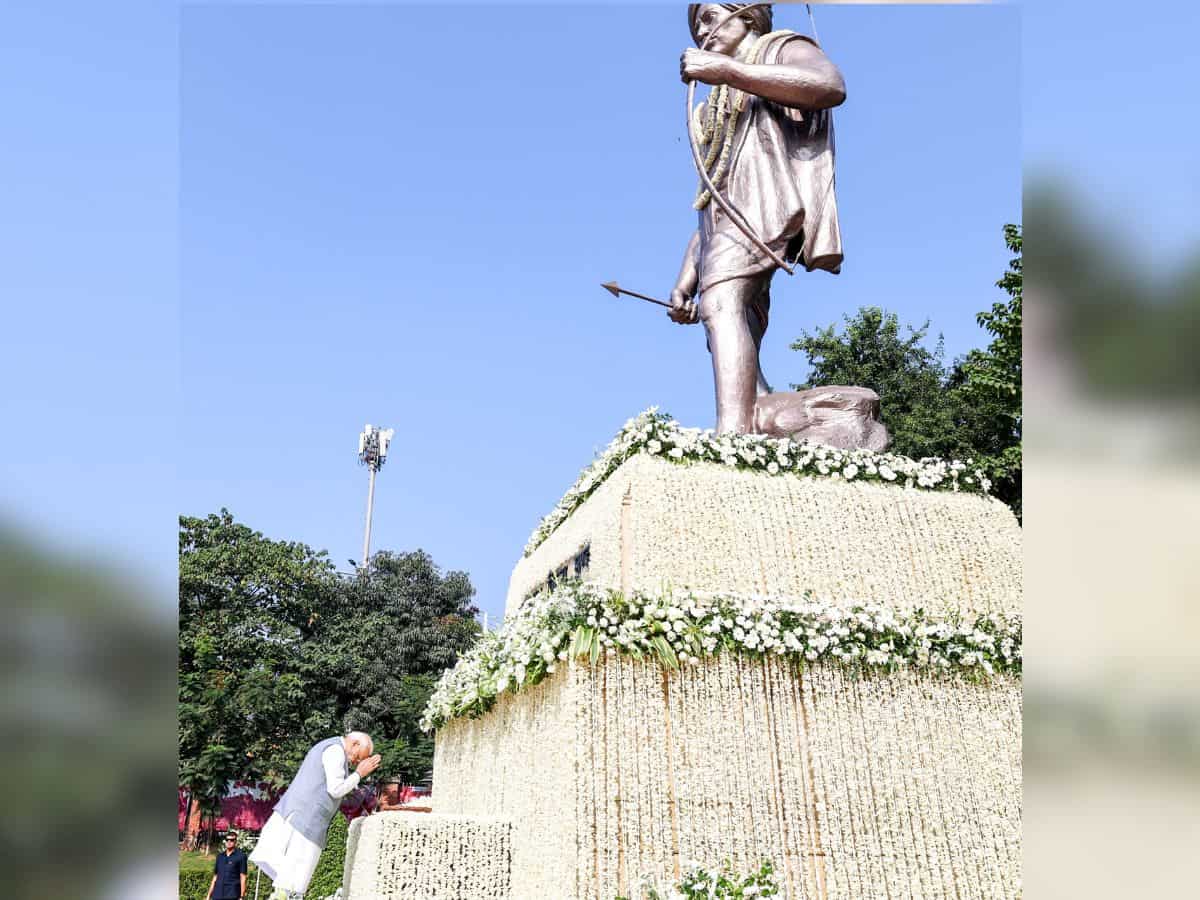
[3,1,1195,624]
[1021,0,1200,265]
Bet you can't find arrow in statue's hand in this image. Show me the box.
[601,281,673,310]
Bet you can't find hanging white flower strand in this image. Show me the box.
[421,582,1021,731]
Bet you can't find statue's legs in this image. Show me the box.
[700,273,772,433]
[747,286,772,397]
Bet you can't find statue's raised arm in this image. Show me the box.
[681,13,845,111]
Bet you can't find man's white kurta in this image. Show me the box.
[250,743,360,893]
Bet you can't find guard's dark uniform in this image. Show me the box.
[212,847,248,900]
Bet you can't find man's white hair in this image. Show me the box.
[345,730,374,753]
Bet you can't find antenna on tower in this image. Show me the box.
[357,423,395,568]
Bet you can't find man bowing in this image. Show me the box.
[250,731,380,900]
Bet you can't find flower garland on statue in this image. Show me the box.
[421,582,1021,731]
[523,408,993,557]
[693,31,790,210]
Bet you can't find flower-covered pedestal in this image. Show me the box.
[342,812,512,898]
[507,413,1020,618]
[346,412,1022,900]
[433,654,1020,900]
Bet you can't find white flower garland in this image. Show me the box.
[342,813,511,900]
[422,582,1021,731]
[524,409,993,557]
[433,649,1021,899]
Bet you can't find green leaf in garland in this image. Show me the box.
[589,629,601,666]
[651,635,679,670]
[570,625,589,659]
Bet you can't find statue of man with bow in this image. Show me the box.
[670,3,888,450]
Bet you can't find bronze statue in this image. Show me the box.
[669,3,888,450]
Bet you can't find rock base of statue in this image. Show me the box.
[754,385,889,451]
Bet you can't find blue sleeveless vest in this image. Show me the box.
[273,736,347,848]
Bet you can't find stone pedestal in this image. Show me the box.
[508,454,1021,618]
[349,454,1022,900]
[342,812,512,899]
[433,656,1020,900]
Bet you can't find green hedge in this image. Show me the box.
[179,867,274,900]
[178,815,349,900]
[308,813,349,897]
[178,869,206,900]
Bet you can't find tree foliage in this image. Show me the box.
[179,510,340,806]
[307,550,480,784]
[789,225,1023,516]
[963,223,1022,405]
[955,224,1022,515]
[790,307,956,459]
[179,512,480,811]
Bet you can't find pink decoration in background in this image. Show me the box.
[178,781,432,833]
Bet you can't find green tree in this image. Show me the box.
[954,224,1022,515]
[308,550,480,784]
[962,223,1022,404]
[789,307,957,460]
[178,510,341,829]
[789,225,1023,516]
[179,515,481,832]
